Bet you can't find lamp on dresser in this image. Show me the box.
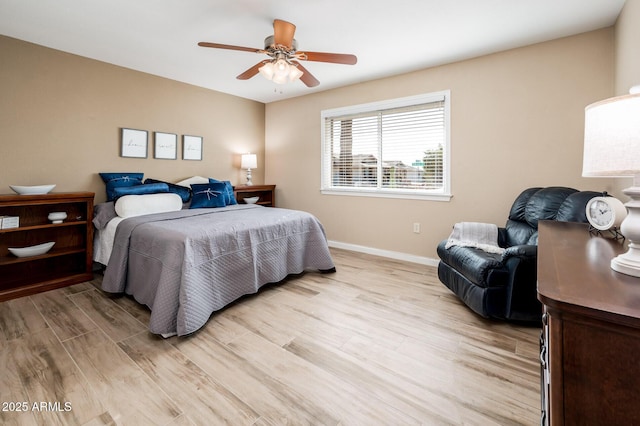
[241,153,257,186]
[583,85,640,277]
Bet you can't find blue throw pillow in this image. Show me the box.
[145,178,192,203]
[190,183,227,209]
[209,178,237,205]
[99,172,144,201]
[112,182,169,199]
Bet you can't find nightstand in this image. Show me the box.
[233,185,276,207]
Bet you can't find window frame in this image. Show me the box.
[320,90,452,201]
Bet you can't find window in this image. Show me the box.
[321,91,451,201]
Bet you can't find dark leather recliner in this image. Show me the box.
[437,187,600,323]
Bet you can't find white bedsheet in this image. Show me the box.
[93,216,124,265]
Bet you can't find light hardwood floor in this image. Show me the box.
[0,248,541,425]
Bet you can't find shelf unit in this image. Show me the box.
[233,184,276,207]
[0,192,94,301]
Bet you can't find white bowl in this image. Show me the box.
[48,212,67,223]
[8,242,55,257]
[9,184,56,195]
[244,196,260,204]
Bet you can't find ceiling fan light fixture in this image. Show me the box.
[288,64,303,82]
[260,55,302,85]
[258,62,275,80]
[274,58,290,77]
[272,71,289,85]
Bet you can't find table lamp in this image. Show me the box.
[241,153,257,186]
[583,86,640,277]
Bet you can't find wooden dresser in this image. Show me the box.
[537,220,640,425]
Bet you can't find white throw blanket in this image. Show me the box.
[445,222,505,254]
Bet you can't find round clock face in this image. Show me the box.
[586,196,627,231]
[587,198,614,230]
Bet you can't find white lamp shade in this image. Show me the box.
[289,65,303,82]
[583,93,640,177]
[274,59,289,77]
[272,73,288,85]
[241,153,257,169]
[258,62,274,80]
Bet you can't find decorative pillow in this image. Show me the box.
[99,172,144,202]
[145,178,192,203]
[114,193,183,218]
[175,176,209,187]
[190,182,227,209]
[209,178,238,205]
[112,182,169,199]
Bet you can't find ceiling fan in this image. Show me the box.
[198,19,357,88]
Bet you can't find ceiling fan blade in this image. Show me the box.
[237,60,270,80]
[297,51,357,65]
[198,42,263,54]
[273,19,296,49]
[291,61,320,87]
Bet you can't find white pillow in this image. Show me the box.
[114,193,183,218]
[175,176,209,187]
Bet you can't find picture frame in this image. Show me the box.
[154,132,177,160]
[121,128,148,158]
[183,135,203,161]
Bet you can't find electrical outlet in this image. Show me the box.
[413,223,420,233]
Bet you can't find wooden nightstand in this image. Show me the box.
[233,185,276,207]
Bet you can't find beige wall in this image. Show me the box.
[0,24,626,262]
[609,0,640,197]
[615,0,640,95]
[0,36,265,204]
[265,29,616,261]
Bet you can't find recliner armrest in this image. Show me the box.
[501,244,537,261]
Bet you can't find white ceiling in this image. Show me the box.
[0,0,626,104]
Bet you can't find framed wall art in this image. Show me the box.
[121,128,148,158]
[154,132,177,160]
[183,135,203,161]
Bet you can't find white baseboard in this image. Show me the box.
[328,240,440,267]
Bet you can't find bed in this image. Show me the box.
[94,193,335,337]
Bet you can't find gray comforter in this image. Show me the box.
[102,204,335,336]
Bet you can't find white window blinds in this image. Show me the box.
[321,91,450,200]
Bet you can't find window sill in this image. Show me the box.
[321,188,452,202]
